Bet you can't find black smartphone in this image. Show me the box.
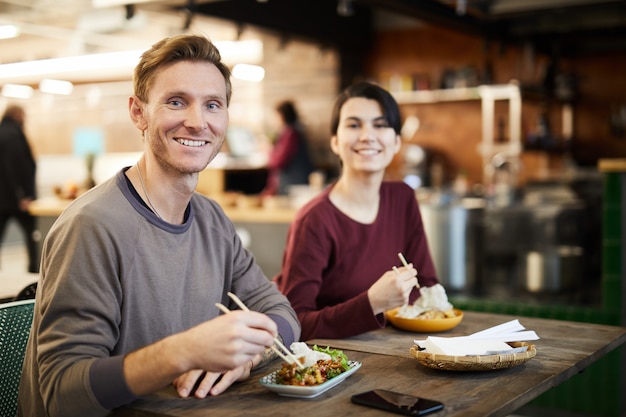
[351,389,444,416]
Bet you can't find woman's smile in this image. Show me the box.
[353,148,382,156]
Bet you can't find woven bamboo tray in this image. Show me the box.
[409,342,536,371]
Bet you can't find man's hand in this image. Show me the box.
[123,310,277,397]
[173,359,253,398]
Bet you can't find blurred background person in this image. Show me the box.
[0,104,39,273]
[262,100,314,196]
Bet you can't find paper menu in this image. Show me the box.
[414,319,540,355]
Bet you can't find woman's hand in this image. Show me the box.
[367,264,417,315]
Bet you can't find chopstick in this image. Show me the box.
[215,302,300,368]
[394,264,410,310]
[225,292,305,369]
[398,252,410,268]
[397,252,420,288]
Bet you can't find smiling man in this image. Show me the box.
[17,35,300,417]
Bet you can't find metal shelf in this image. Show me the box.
[393,87,481,104]
[393,84,522,184]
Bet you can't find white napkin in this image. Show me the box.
[414,319,540,355]
[424,337,513,356]
[468,319,524,337]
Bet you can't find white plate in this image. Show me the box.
[259,360,362,398]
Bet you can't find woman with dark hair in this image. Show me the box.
[275,82,439,340]
[263,100,314,195]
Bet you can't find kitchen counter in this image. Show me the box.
[28,194,299,279]
[28,197,73,217]
[599,158,626,172]
[28,195,298,224]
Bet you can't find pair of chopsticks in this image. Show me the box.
[393,252,420,289]
[215,292,304,369]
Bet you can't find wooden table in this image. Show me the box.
[111,311,626,417]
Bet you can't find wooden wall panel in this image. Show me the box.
[366,23,626,188]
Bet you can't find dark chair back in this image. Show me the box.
[0,299,35,417]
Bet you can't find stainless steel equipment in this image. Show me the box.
[419,196,485,294]
[525,246,584,292]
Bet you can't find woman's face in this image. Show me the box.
[330,97,400,175]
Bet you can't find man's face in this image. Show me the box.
[132,60,229,175]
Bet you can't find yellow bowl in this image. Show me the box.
[385,308,464,333]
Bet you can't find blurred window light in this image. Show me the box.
[1,84,34,99]
[92,0,153,6]
[39,79,74,95]
[214,39,263,64]
[86,86,103,107]
[0,24,19,39]
[403,174,422,190]
[232,64,265,82]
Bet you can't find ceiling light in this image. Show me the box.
[0,25,19,39]
[337,0,354,17]
[0,41,262,85]
[39,79,74,95]
[0,50,144,83]
[1,84,33,99]
[456,0,467,15]
[232,64,265,82]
